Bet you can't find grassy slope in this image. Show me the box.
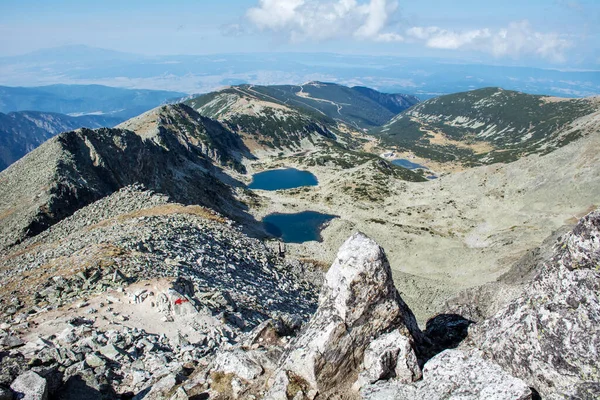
[377,87,596,164]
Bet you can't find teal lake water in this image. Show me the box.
[263,211,337,243]
[248,168,318,191]
[391,159,427,170]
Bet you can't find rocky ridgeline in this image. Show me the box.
[0,115,249,249]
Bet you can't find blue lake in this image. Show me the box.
[263,211,337,243]
[248,168,318,191]
[391,159,427,170]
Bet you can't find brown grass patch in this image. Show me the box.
[425,129,494,154]
[209,372,235,397]
[298,258,330,271]
[88,204,226,231]
[0,243,127,300]
[0,207,17,220]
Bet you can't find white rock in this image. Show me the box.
[361,349,532,400]
[354,329,421,390]
[267,233,421,396]
[10,371,48,400]
[213,349,263,381]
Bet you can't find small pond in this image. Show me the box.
[248,168,318,191]
[263,211,337,243]
[391,159,427,170]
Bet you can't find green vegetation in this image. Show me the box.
[376,87,596,165]
[185,82,418,131]
[250,82,418,128]
[290,141,427,187]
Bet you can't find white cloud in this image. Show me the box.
[406,21,571,62]
[246,0,403,42]
[245,1,572,62]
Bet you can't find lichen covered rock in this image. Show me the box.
[470,210,600,399]
[361,349,532,400]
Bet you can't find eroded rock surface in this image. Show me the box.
[265,232,422,398]
[470,210,600,399]
[361,349,532,400]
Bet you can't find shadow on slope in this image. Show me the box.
[0,123,257,250]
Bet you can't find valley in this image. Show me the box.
[183,82,600,322]
[230,126,600,321]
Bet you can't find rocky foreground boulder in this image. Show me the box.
[265,233,423,398]
[195,233,533,399]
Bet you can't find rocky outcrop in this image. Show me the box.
[470,210,600,399]
[194,232,541,399]
[354,330,421,388]
[265,232,423,398]
[117,104,251,173]
[361,349,532,400]
[0,185,320,399]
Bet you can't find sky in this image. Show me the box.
[0,0,599,69]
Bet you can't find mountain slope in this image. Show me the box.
[246,81,419,129]
[0,84,185,119]
[0,110,121,170]
[185,86,339,154]
[377,87,600,164]
[0,108,250,249]
[118,104,251,172]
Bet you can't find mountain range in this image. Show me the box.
[0,84,185,118]
[2,45,599,97]
[377,87,600,164]
[0,79,599,399]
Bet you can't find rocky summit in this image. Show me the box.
[0,80,599,400]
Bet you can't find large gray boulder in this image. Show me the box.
[361,349,532,400]
[266,232,422,398]
[10,371,48,400]
[470,210,600,399]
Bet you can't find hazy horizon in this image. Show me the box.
[1,0,599,69]
[1,1,599,98]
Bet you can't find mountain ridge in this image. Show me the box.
[376,86,600,165]
[0,110,122,170]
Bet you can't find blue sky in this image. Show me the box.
[1,0,598,68]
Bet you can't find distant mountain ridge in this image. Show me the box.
[185,85,340,154]
[2,45,599,97]
[377,87,600,164]
[185,82,418,158]
[0,84,185,119]
[0,84,187,170]
[0,110,122,170]
[238,81,420,129]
